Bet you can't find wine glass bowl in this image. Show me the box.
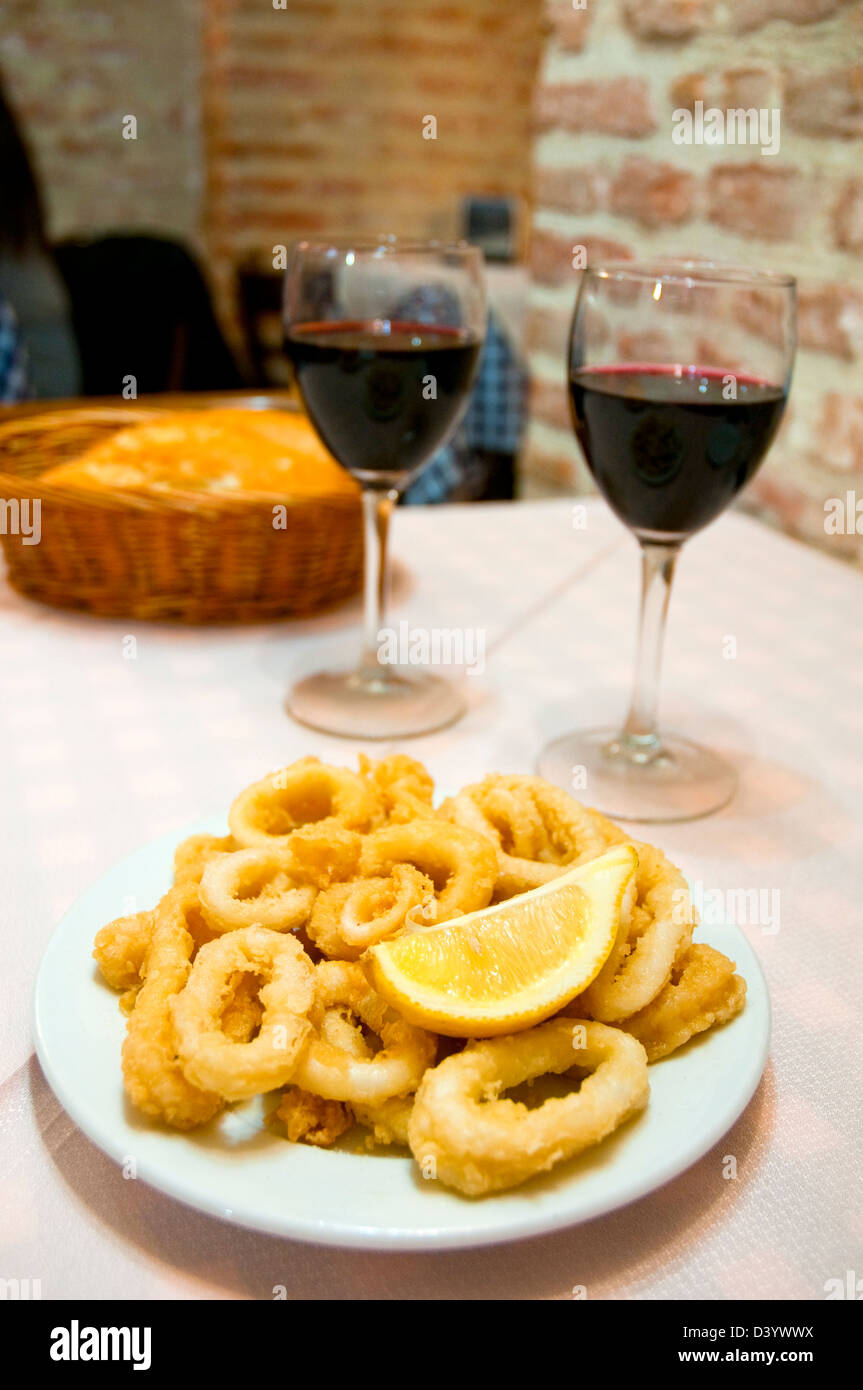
[282,238,486,739]
[538,260,796,822]
[287,318,481,492]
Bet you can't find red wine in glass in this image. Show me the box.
[285,320,482,489]
[537,259,796,822]
[281,237,486,740]
[569,365,788,542]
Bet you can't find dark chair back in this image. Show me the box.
[236,260,290,389]
[54,235,244,396]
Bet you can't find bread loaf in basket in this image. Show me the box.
[0,405,363,622]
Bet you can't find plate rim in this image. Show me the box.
[32,818,771,1252]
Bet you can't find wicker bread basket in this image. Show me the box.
[0,406,363,622]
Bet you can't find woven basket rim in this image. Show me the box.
[0,405,361,515]
[0,406,165,433]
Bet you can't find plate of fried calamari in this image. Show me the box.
[34,754,769,1250]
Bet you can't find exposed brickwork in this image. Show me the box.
[530,377,571,433]
[534,165,606,216]
[732,0,853,30]
[610,160,696,229]
[535,78,657,138]
[2,0,543,353]
[834,179,863,252]
[672,66,784,113]
[0,0,203,246]
[797,285,863,361]
[785,66,863,138]
[525,305,572,359]
[707,165,808,242]
[202,0,544,331]
[528,0,863,566]
[622,0,715,41]
[531,229,632,286]
[818,393,863,474]
[5,0,863,564]
[547,1,594,52]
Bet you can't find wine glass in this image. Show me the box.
[537,260,797,822]
[283,237,486,738]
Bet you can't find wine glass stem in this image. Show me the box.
[359,486,397,679]
[621,541,680,752]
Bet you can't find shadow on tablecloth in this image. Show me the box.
[30,1054,775,1300]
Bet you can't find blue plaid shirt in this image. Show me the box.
[403,310,526,504]
[0,292,32,403]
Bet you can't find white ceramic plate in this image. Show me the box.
[33,817,770,1251]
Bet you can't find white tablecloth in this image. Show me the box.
[1,499,861,1299]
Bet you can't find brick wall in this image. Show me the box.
[5,0,863,564]
[1,0,543,364]
[0,0,203,246]
[202,0,544,335]
[527,0,863,564]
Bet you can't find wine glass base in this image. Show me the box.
[537,728,737,824]
[286,667,465,740]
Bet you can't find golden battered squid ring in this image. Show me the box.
[305,864,435,961]
[440,775,616,899]
[173,833,236,886]
[352,1094,414,1149]
[122,891,224,1130]
[292,960,437,1106]
[279,822,363,889]
[220,969,266,1044]
[198,847,317,935]
[172,927,315,1101]
[622,943,747,1062]
[359,819,497,920]
[408,1018,650,1197]
[574,841,696,1023]
[359,753,436,824]
[161,881,219,953]
[228,756,380,849]
[95,883,217,1012]
[291,1001,417,1146]
[93,910,154,994]
[272,1087,354,1148]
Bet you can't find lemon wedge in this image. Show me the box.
[365,843,638,1037]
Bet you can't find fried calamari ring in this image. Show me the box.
[95,883,217,1014]
[173,833,236,886]
[574,841,696,1023]
[292,960,436,1105]
[408,1019,649,1196]
[198,847,317,934]
[359,819,497,920]
[164,881,218,953]
[121,893,223,1130]
[172,927,314,1101]
[280,822,362,888]
[353,1095,414,1149]
[622,944,747,1062]
[197,826,363,938]
[93,910,153,993]
[228,756,380,849]
[441,775,615,899]
[282,992,417,1146]
[273,1087,354,1147]
[583,808,629,848]
[270,992,389,1146]
[220,969,265,1043]
[306,864,435,961]
[359,753,436,824]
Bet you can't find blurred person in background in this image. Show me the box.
[0,76,81,398]
[404,312,526,503]
[0,288,32,402]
